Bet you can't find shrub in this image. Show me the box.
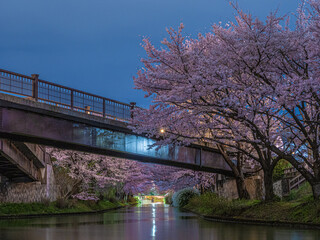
[172,187,200,208]
[284,182,312,201]
[55,198,78,209]
[273,159,292,182]
[40,198,51,207]
[165,192,173,205]
[127,195,138,204]
[55,198,69,209]
[109,197,118,203]
[99,187,117,202]
[85,200,97,208]
[186,192,260,216]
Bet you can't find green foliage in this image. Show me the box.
[0,200,121,216]
[99,187,118,203]
[165,192,173,205]
[185,192,259,216]
[53,166,81,199]
[127,195,138,204]
[40,198,51,207]
[172,187,200,208]
[133,196,141,205]
[55,198,70,209]
[284,182,312,202]
[273,159,291,182]
[185,191,320,224]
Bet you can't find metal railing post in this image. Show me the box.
[31,74,39,101]
[71,90,74,110]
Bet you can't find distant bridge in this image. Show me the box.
[0,69,233,176]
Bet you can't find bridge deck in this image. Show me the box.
[0,69,233,176]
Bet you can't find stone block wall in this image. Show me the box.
[0,182,60,203]
[273,180,282,197]
[245,176,264,199]
[217,179,238,199]
[273,179,290,198]
[0,163,60,203]
[217,176,264,200]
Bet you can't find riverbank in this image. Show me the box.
[184,183,320,228]
[0,199,133,219]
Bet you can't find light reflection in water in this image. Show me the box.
[0,205,319,240]
[151,204,156,239]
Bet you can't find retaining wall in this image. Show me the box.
[0,182,60,203]
[217,176,264,200]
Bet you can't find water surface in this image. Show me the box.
[0,204,319,240]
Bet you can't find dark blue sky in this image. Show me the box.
[0,0,300,107]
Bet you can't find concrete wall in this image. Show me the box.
[217,176,264,200]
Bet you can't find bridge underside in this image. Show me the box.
[0,140,43,182]
[0,95,233,176]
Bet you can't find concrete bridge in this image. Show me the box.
[0,140,48,182]
[0,69,233,176]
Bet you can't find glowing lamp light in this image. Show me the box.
[160,128,165,134]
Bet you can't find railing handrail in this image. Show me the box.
[0,68,132,107]
[0,68,34,80]
[38,78,131,107]
[289,173,305,190]
[0,68,134,121]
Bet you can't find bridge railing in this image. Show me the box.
[0,69,133,121]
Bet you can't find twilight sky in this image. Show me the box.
[0,0,301,107]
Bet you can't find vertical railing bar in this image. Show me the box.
[71,90,74,110]
[9,73,12,92]
[21,76,23,94]
[47,83,49,101]
[103,98,106,118]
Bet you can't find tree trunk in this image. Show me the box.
[235,176,250,199]
[311,182,320,200]
[216,144,250,200]
[263,168,274,201]
[200,184,204,194]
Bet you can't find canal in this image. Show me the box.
[0,204,319,240]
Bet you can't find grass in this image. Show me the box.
[185,182,320,224]
[0,199,125,217]
[185,192,260,216]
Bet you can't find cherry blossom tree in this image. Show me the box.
[207,1,320,198]
[48,148,214,200]
[131,0,320,200]
[149,164,215,193]
[130,23,277,200]
[49,149,121,200]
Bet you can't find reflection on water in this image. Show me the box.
[0,204,319,240]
